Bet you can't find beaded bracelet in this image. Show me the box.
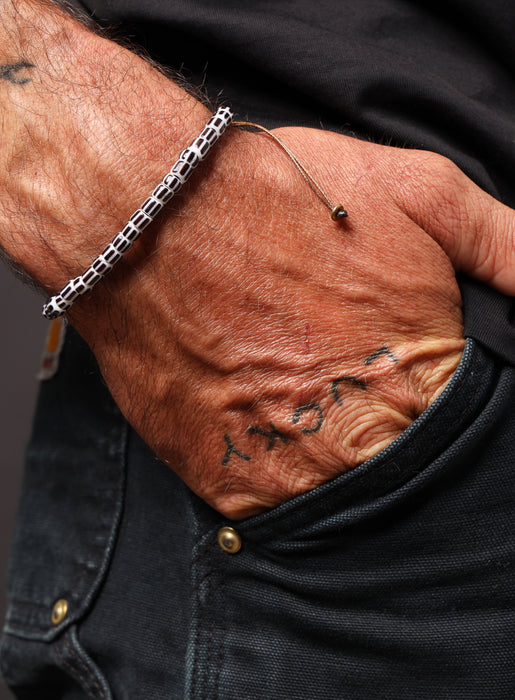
[42,106,234,319]
[42,106,348,320]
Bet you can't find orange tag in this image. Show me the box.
[38,317,66,380]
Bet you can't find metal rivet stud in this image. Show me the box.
[217,527,242,554]
[51,599,69,626]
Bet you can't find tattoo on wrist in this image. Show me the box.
[0,61,34,85]
[221,345,400,466]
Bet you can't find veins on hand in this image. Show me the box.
[0,61,35,85]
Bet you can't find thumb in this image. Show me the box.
[395,153,515,296]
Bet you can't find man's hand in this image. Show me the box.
[1,0,513,518]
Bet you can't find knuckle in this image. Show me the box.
[396,149,474,233]
[414,152,464,207]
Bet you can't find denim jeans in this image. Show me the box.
[1,329,514,699]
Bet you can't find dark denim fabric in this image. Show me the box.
[1,330,514,699]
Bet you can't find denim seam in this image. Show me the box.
[70,627,111,700]
[203,569,214,700]
[189,526,225,700]
[213,565,226,700]
[190,544,211,700]
[6,599,52,610]
[4,419,130,644]
[54,638,104,699]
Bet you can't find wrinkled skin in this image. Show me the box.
[1,1,513,517]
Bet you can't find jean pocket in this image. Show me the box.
[186,340,514,700]
[1,328,127,697]
[229,338,498,549]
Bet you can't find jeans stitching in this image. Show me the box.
[213,565,226,700]
[53,638,104,699]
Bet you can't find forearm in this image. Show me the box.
[0,0,209,288]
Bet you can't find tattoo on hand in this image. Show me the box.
[222,434,251,466]
[0,61,35,85]
[221,344,399,465]
[248,423,289,451]
[292,403,324,434]
[365,346,399,365]
[331,376,367,406]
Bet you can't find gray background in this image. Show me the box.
[0,264,47,699]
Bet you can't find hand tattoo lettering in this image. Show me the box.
[364,346,399,365]
[292,403,324,434]
[222,434,251,466]
[0,61,35,85]
[221,344,398,464]
[248,423,290,451]
[331,376,367,406]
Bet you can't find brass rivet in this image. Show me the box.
[217,527,242,554]
[51,599,69,626]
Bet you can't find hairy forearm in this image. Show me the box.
[0,0,208,287]
[2,0,512,518]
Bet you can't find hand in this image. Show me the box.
[1,1,513,518]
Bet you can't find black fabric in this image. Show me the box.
[2,331,514,699]
[461,276,515,365]
[70,0,515,363]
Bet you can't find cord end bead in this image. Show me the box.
[331,205,348,221]
[42,301,64,320]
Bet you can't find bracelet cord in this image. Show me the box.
[233,120,347,221]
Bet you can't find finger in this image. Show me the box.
[393,152,515,296]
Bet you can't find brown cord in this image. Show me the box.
[233,121,348,221]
